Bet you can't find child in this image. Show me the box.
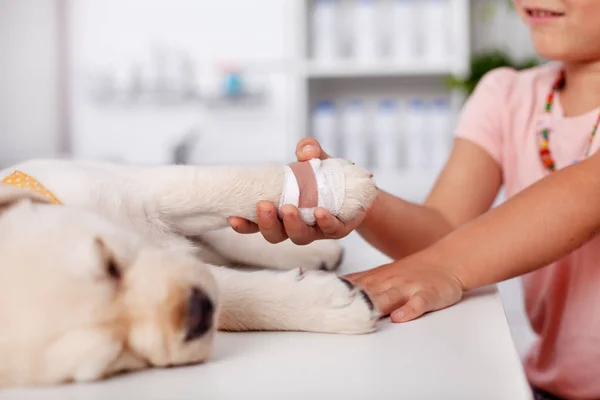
[229,1,600,399]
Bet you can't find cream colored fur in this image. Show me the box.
[0,157,378,387]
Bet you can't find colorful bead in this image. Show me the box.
[538,70,600,172]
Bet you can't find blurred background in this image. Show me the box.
[0,0,538,357]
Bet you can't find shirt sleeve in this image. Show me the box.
[454,67,518,166]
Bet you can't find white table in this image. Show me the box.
[0,233,533,400]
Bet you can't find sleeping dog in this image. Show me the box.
[0,156,378,387]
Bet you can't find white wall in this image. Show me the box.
[0,0,61,167]
[68,0,299,166]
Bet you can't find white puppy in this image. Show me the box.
[0,157,378,387]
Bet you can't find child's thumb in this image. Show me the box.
[390,291,431,323]
[295,137,331,161]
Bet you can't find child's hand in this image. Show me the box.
[344,257,464,322]
[228,137,367,245]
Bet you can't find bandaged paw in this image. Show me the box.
[278,159,345,225]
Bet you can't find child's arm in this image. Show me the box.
[346,151,600,321]
[357,136,502,259]
[229,136,503,260]
[439,150,600,289]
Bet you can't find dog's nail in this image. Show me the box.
[338,277,354,290]
[295,267,304,281]
[359,290,375,311]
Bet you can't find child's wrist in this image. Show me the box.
[417,246,470,291]
[355,190,382,229]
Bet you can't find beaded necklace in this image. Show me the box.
[539,69,600,172]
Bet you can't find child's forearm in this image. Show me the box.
[427,154,600,290]
[357,190,455,260]
[356,139,503,261]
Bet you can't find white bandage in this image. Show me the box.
[278,159,345,225]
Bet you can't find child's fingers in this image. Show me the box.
[342,271,364,282]
[280,204,322,245]
[295,137,331,161]
[366,286,407,316]
[314,208,347,237]
[255,202,288,244]
[344,266,382,288]
[390,291,432,323]
[228,217,260,234]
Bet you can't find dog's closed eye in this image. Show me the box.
[95,237,122,281]
[106,258,121,280]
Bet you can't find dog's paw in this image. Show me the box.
[290,269,379,334]
[280,158,376,225]
[323,158,377,222]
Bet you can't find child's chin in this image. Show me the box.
[530,34,600,63]
[531,41,573,62]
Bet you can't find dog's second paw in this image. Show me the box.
[289,269,379,334]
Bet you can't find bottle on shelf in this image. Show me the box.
[391,0,417,64]
[422,0,450,65]
[405,98,427,169]
[312,100,338,155]
[429,97,453,169]
[373,99,399,170]
[352,0,380,63]
[341,99,370,167]
[312,0,339,62]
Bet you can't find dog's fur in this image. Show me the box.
[0,157,378,387]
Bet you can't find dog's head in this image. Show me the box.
[0,184,219,386]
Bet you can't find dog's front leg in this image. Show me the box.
[135,164,285,235]
[134,158,376,236]
[210,266,378,334]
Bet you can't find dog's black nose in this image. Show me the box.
[184,288,215,342]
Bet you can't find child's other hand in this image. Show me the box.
[344,257,464,322]
[228,137,366,245]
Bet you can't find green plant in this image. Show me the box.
[481,0,517,21]
[445,50,541,96]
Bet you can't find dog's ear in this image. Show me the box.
[0,184,52,215]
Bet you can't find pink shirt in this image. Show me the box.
[455,62,600,399]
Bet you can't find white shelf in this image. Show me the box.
[290,0,471,154]
[304,61,455,78]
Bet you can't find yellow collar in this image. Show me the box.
[1,170,63,205]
